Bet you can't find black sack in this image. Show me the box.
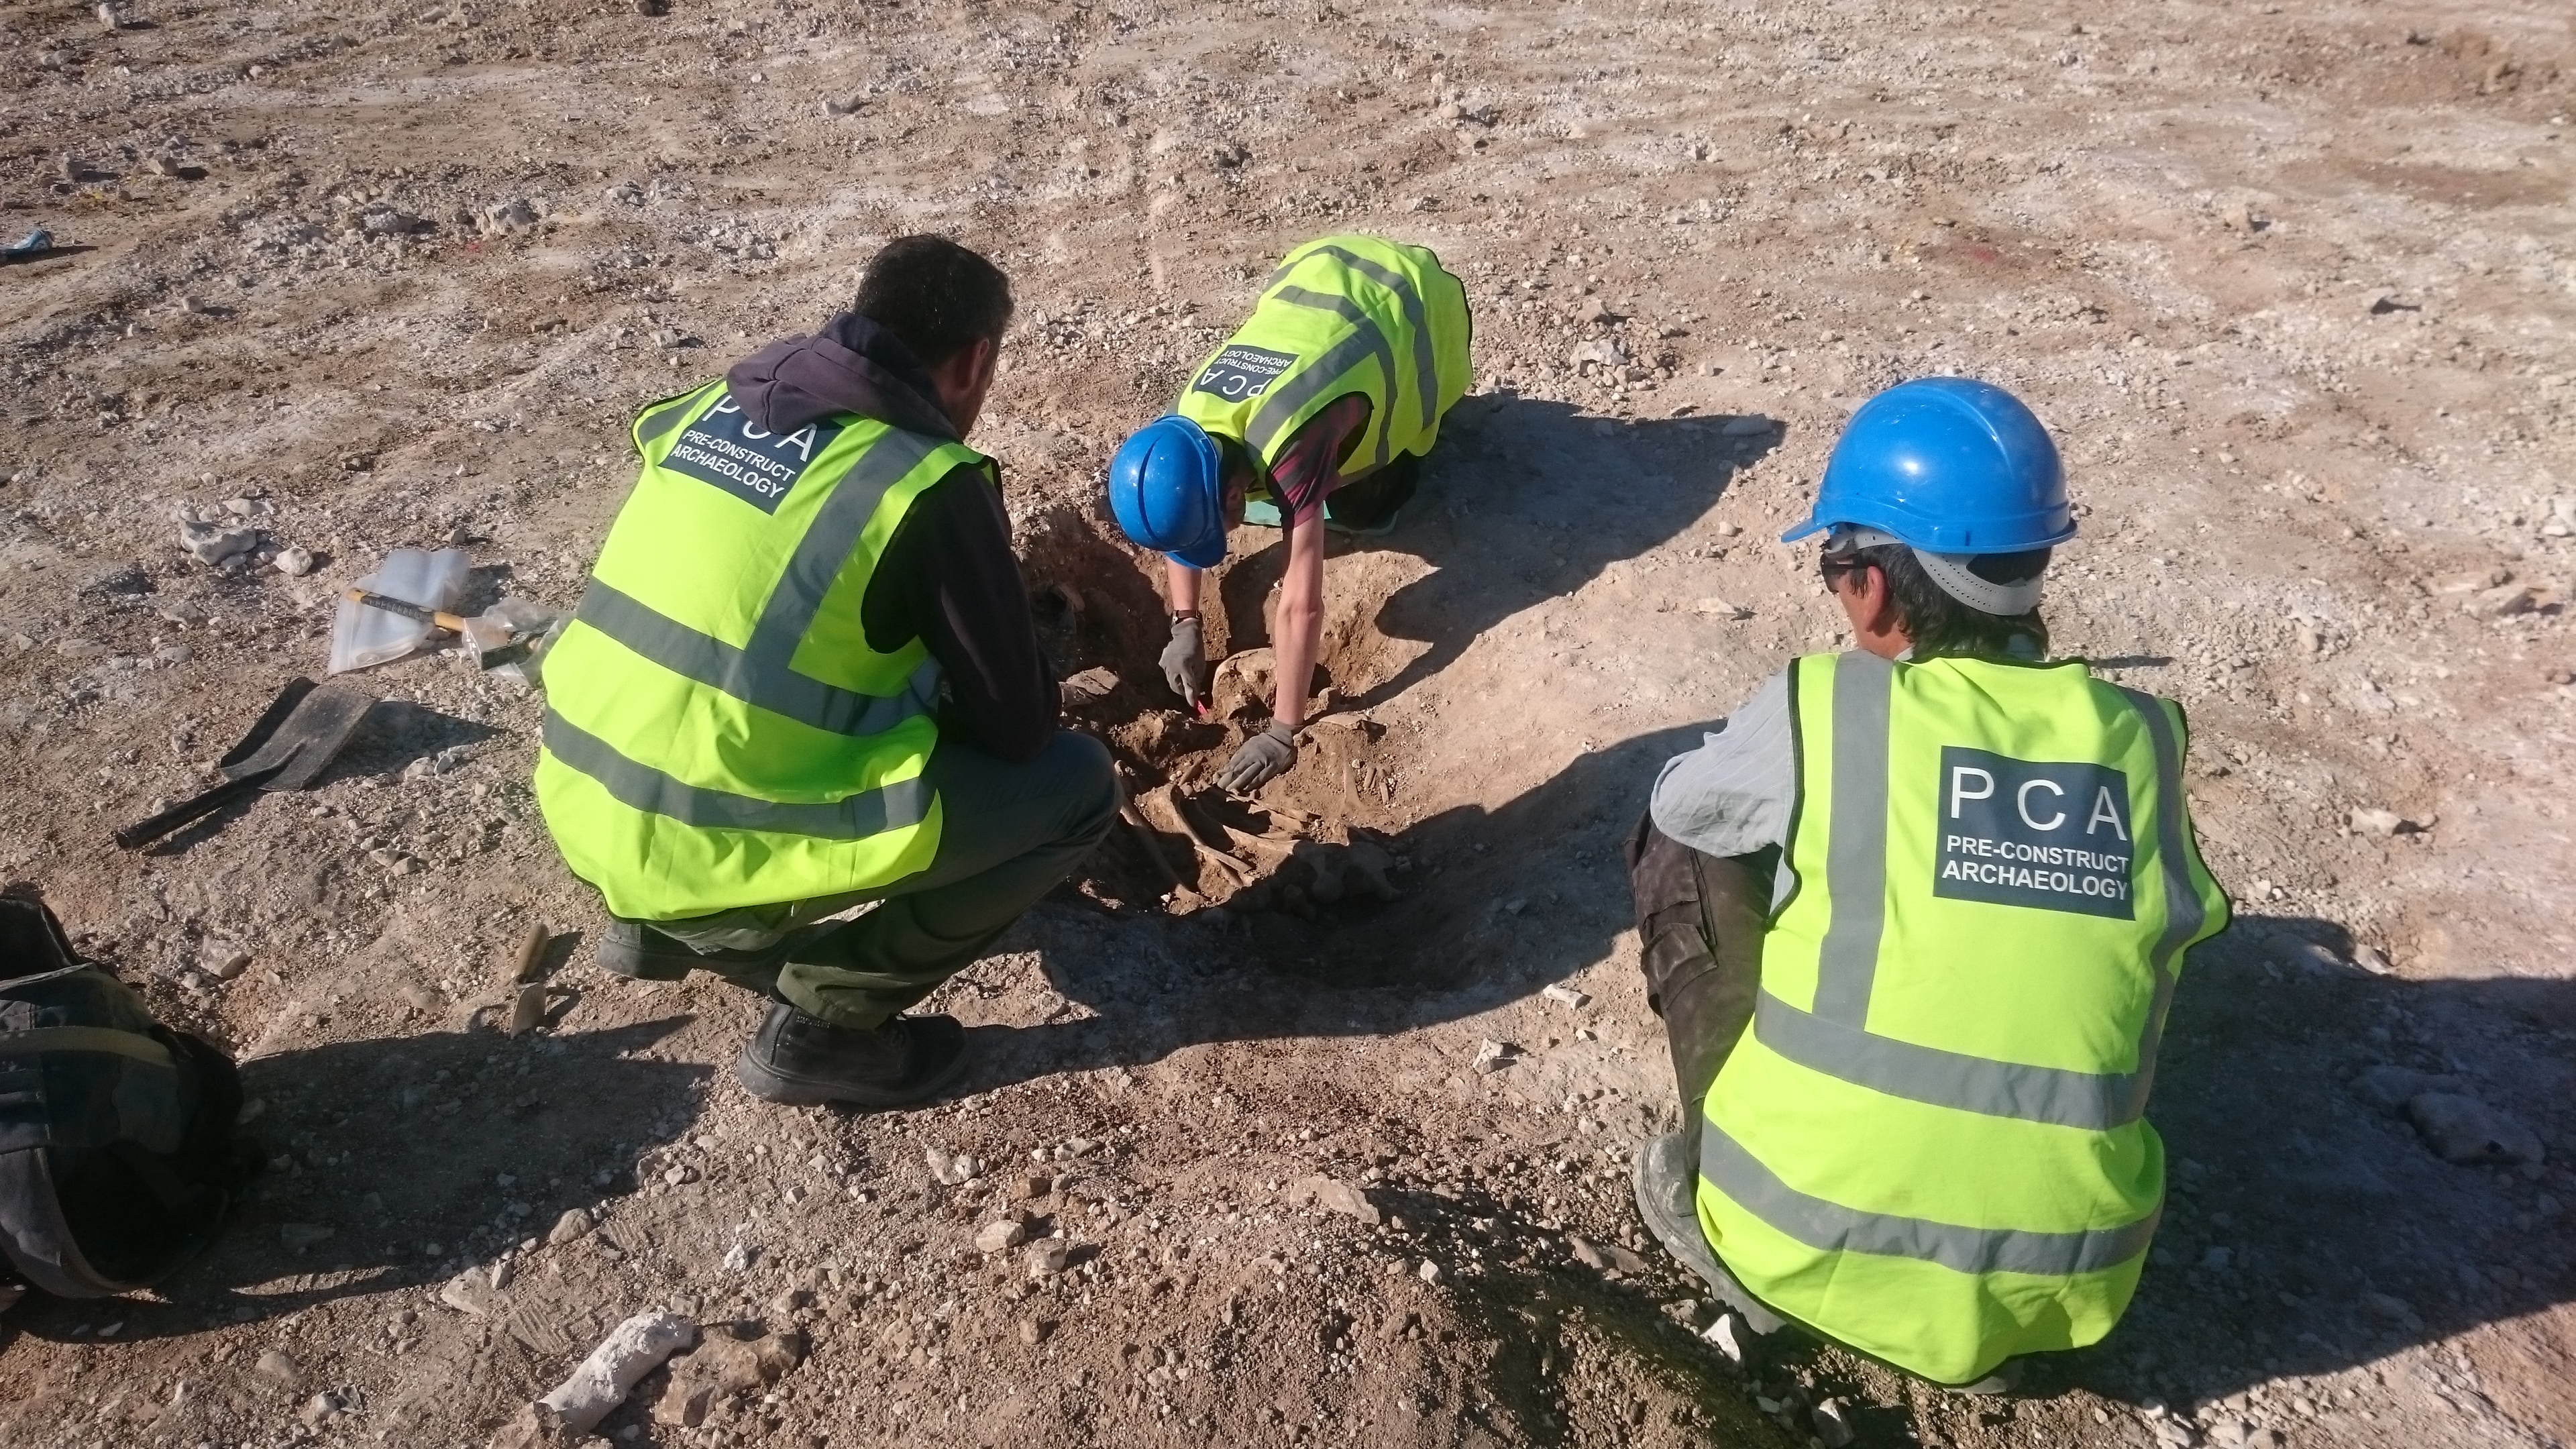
[0,889,259,1301]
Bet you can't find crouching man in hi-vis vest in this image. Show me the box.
[1104,235,1472,794]
[535,236,1116,1108]
[1622,378,2229,1389]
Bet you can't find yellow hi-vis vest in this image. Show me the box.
[1697,651,2229,1385]
[533,381,987,919]
[1173,234,1472,488]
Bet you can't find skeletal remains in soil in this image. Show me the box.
[1129,784,1402,916]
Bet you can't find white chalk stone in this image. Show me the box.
[537,1311,696,1436]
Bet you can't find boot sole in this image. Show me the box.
[732,1038,971,1110]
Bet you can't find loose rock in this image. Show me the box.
[1813,1397,1857,1448]
[653,1323,804,1428]
[537,1311,694,1435]
[272,546,315,577]
[1701,1311,1748,1363]
[2266,931,2343,975]
[2407,1092,2545,1166]
[2466,583,2537,620]
[545,1208,594,1246]
[254,1348,302,1387]
[1026,1240,1072,1278]
[441,1267,503,1317]
[975,1216,1030,1254]
[180,521,258,566]
[1540,983,1590,1009]
[1284,1175,1383,1226]
[1564,1232,1650,1275]
[483,199,539,234]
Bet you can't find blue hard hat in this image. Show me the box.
[1108,415,1228,569]
[1782,378,2074,553]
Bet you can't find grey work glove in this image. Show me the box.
[1160,614,1209,712]
[1218,722,1297,794]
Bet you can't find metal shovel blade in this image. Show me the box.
[113,678,377,849]
[223,680,375,790]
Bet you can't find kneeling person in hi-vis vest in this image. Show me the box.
[1105,235,1472,793]
[1621,378,2229,1389]
[534,236,1116,1108]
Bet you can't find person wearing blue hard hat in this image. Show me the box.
[1614,378,2229,1390]
[1107,235,1472,794]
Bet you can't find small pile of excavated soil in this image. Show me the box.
[1015,504,1423,955]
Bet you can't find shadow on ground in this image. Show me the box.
[1210,390,1781,708]
[2050,918,2574,1406]
[982,805,2576,1409]
[0,1018,706,1346]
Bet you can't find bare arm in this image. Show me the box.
[1165,557,1203,616]
[1271,510,1327,729]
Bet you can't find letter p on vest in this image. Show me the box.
[1948,765,1994,818]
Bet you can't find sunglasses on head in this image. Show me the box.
[1818,552,1872,584]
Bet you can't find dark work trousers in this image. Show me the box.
[655,730,1119,1030]
[1624,812,1776,1127]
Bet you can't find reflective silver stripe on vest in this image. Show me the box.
[1753,991,2150,1130]
[1811,651,1894,1022]
[575,581,939,738]
[1777,655,2187,1130]
[1269,244,1440,435]
[1700,1119,2159,1277]
[2114,686,2205,1109]
[576,423,949,737]
[543,710,933,841]
[1246,287,1397,468]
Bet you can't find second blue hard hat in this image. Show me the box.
[1108,415,1228,569]
[1782,378,2074,553]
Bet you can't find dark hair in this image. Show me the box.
[1841,543,2051,659]
[851,235,1014,367]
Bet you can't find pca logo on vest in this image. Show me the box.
[1191,344,1299,403]
[1931,746,2135,920]
[662,392,845,515]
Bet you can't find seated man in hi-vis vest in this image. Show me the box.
[534,235,1117,1108]
[1623,378,2229,1389]
[1103,235,1472,793]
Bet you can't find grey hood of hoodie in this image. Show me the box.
[724,310,958,441]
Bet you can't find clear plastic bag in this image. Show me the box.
[327,547,469,674]
[478,596,573,689]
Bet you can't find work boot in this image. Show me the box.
[1949,1359,2024,1396]
[595,919,798,996]
[1630,1129,1788,1336]
[733,1004,969,1109]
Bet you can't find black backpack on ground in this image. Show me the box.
[0,889,260,1305]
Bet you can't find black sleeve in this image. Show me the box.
[861,464,1059,762]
